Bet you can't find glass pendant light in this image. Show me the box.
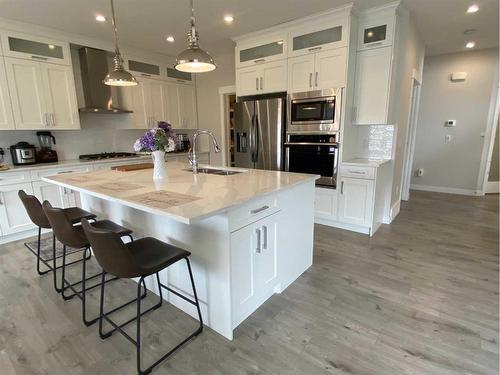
[175,0,216,73]
[104,0,137,86]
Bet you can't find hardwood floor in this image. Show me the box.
[0,191,498,375]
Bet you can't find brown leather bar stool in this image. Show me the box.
[42,201,141,326]
[81,218,203,375]
[18,190,96,292]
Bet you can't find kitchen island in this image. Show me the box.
[43,161,317,340]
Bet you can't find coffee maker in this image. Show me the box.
[36,131,58,163]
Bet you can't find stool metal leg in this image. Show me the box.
[35,227,50,275]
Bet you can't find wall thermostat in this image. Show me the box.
[444,120,456,127]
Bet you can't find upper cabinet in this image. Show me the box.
[0,58,15,130]
[357,10,395,51]
[1,32,71,65]
[236,33,287,69]
[127,58,162,80]
[236,60,287,97]
[288,16,348,58]
[166,67,193,85]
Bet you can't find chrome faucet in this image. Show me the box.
[189,130,221,173]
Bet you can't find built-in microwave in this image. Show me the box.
[287,88,342,134]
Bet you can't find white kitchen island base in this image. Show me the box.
[75,175,315,340]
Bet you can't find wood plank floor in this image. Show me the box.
[0,191,498,375]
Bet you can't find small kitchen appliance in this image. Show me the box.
[10,142,37,165]
[176,133,191,152]
[36,131,58,163]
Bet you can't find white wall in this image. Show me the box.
[411,48,499,193]
[194,51,235,166]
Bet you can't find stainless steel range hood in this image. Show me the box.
[78,47,132,114]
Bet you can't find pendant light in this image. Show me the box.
[104,0,138,86]
[175,0,216,73]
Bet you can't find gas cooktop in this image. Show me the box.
[79,152,138,160]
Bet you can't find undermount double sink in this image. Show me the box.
[184,167,244,176]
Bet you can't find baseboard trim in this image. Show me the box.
[385,200,400,224]
[485,181,500,194]
[0,228,40,245]
[315,216,370,235]
[410,184,481,196]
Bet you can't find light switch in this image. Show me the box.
[445,134,452,143]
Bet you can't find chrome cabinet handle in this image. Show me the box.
[50,113,55,127]
[341,181,344,194]
[352,106,357,122]
[140,73,151,77]
[261,225,267,250]
[254,58,266,64]
[250,205,269,214]
[43,113,48,127]
[308,46,322,52]
[348,170,366,174]
[255,77,259,90]
[260,77,263,90]
[255,228,261,254]
[309,72,312,88]
[31,55,48,61]
[0,194,3,205]
[315,72,318,87]
[57,170,74,174]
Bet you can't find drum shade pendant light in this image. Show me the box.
[175,0,216,73]
[104,0,137,86]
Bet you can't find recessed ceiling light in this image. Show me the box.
[466,41,476,49]
[466,4,479,13]
[95,14,107,22]
[166,35,175,43]
[224,15,234,24]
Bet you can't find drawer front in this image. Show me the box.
[0,170,31,186]
[229,196,280,232]
[31,165,92,181]
[341,165,375,180]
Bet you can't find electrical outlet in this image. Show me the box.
[445,134,452,143]
[416,168,424,177]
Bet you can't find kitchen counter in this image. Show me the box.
[0,151,205,172]
[42,161,317,340]
[342,158,391,167]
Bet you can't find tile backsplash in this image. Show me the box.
[355,125,395,160]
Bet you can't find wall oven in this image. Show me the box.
[285,134,339,188]
[287,88,342,134]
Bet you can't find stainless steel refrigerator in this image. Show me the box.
[234,94,286,170]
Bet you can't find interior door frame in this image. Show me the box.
[218,85,236,166]
[401,70,422,201]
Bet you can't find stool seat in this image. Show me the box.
[69,220,133,249]
[65,207,97,224]
[92,220,133,237]
[127,237,190,276]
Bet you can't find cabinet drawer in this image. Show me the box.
[0,170,31,186]
[229,196,280,232]
[31,165,91,181]
[341,165,375,179]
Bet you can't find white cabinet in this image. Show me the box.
[338,177,374,226]
[128,78,166,129]
[5,57,80,130]
[162,82,198,130]
[0,182,35,235]
[235,34,287,68]
[32,180,65,208]
[352,46,392,125]
[314,187,338,220]
[357,8,396,51]
[166,67,193,85]
[0,58,15,130]
[287,47,347,93]
[236,60,287,97]
[230,212,279,326]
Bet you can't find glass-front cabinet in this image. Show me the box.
[357,9,395,51]
[127,59,162,79]
[166,67,193,84]
[235,33,287,68]
[288,16,348,58]
[1,32,70,65]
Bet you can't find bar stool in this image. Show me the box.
[81,218,203,375]
[18,190,96,292]
[42,201,141,326]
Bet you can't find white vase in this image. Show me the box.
[151,150,167,180]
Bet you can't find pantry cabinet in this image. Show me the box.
[236,60,287,97]
[5,57,80,130]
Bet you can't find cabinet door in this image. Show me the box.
[287,54,315,93]
[149,79,165,125]
[236,66,260,97]
[32,180,65,208]
[177,84,197,129]
[315,187,337,219]
[353,47,392,125]
[261,60,287,94]
[338,178,374,226]
[253,215,278,292]
[129,79,151,129]
[5,57,47,129]
[315,47,347,89]
[0,58,15,130]
[236,34,286,68]
[0,182,35,235]
[163,82,181,128]
[41,63,80,129]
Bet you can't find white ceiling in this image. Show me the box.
[0,0,497,57]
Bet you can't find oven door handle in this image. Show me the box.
[284,142,338,147]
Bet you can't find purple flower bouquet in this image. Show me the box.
[133,121,178,153]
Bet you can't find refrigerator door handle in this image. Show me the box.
[254,114,260,164]
[250,114,256,163]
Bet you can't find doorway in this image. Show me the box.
[218,86,236,167]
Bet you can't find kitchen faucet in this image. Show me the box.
[189,130,221,173]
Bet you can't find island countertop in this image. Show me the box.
[42,161,318,224]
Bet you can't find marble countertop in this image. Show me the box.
[0,151,207,173]
[342,158,391,167]
[42,161,318,224]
